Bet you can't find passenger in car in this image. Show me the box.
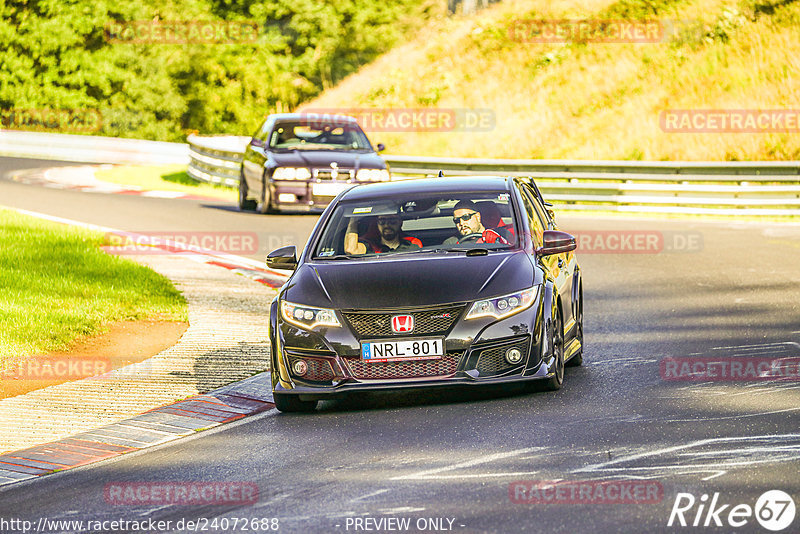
[344,214,422,254]
[444,199,513,245]
[475,200,515,239]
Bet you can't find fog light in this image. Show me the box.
[292,359,308,376]
[505,348,523,364]
[278,193,297,203]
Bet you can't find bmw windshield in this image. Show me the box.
[269,120,373,152]
[313,192,520,259]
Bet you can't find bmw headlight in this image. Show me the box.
[356,168,390,182]
[273,167,312,180]
[280,300,341,329]
[466,286,539,320]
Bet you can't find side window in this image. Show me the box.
[532,195,553,229]
[522,184,550,230]
[518,186,544,247]
[253,120,270,142]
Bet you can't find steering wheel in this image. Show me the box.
[458,232,483,243]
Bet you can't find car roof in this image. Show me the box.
[269,112,359,123]
[340,176,514,201]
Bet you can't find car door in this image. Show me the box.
[520,183,575,329]
[242,119,271,197]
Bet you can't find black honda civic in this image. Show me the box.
[266,176,583,412]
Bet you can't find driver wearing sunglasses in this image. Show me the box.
[445,199,512,245]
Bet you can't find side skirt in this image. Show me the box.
[564,338,582,364]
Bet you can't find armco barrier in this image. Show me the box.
[2,131,798,215]
[186,134,250,187]
[185,136,800,216]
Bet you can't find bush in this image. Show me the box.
[0,0,437,141]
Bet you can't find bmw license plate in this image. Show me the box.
[312,182,350,197]
[361,338,444,362]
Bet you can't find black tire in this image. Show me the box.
[566,283,583,367]
[542,307,565,391]
[256,173,276,214]
[274,394,318,413]
[238,172,257,211]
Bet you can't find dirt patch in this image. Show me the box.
[0,320,188,400]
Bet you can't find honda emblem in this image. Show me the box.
[391,315,414,333]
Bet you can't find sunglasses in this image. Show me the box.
[453,211,478,224]
[377,217,400,225]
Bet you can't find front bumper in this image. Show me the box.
[269,179,384,210]
[272,300,554,400]
[274,364,556,401]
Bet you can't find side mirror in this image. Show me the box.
[376,143,386,152]
[266,245,297,271]
[250,138,264,148]
[536,230,576,257]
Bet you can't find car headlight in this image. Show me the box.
[280,300,341,329]
[466,286,539,320]
[356,168,390,182]
[273,167,312,180]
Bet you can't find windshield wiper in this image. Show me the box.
[314,254,362,260]
[383,248,440,257]
[316,248,495,260]
[465,248,489,256]
[383,247,492,257]
[437,247,490,256]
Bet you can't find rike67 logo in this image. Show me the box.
[668,490,796,531]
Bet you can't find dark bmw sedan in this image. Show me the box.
[266,176,583,412]
[239,113,389,213]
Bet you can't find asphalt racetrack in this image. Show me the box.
[1,157,799,533]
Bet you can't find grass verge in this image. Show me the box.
[0,209,187,364]
[95,164,236,202]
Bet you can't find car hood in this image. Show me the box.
[270,150,385,170]
[284,251,535,309]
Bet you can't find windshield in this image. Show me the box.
[269,120,373,151]
[313,192,519,259]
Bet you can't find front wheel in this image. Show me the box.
[542,308,565,391]
[256,173,276,214]
[274,394,318,413]
[238,171,257,211]
[566,282,583,367]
